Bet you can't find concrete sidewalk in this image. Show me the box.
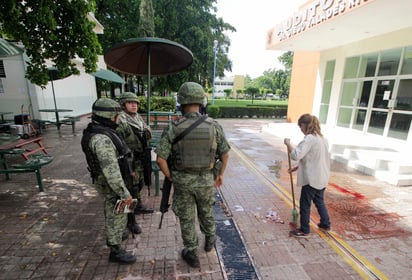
[0,117,411,279]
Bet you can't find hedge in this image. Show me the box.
[207,105,287,119]
[134,97,287,119]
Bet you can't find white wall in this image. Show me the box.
[33,72,97,120]
[0,52,98,122]
[0,54,32,117]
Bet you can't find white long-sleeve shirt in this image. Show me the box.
[290,134,330,190]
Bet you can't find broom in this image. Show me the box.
[287,151,299,230]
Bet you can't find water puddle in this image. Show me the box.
[267,159,282,179]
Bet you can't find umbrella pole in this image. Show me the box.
[146,44,151,126]
[51,80,60,131]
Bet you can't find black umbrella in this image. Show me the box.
[104,37,193,124]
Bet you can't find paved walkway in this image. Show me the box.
[0,117,412,279]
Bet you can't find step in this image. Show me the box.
[331,153,412,186]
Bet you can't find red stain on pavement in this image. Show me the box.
[328,182,365,200]
[324,183,411,240]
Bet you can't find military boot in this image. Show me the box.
[108,245,136,264]
[181,248,200,268]
[134,201,154,214]
[127,223,142,234]
[127,213,142,234]
[122,230,129,241]
[204,236,216,252]
[109,251,136,264]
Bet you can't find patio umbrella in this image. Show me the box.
[47,67,72,129]
[91,69,125,84]
[104,37,193,124]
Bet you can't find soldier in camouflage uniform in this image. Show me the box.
[116,92,154,235]
[81,98,136,264]
[155,82,230,268]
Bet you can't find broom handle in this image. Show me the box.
[287,152,296,209]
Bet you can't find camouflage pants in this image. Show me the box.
[104,194,127,249]
[172,175,215,251]
[131,166,144,204]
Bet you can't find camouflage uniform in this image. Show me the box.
[155,111,230,251]
[81,98,136,264]
[116,93,153,213]
[88,133,131,248]
[117,111,151,202]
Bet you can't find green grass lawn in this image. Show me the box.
[211,99,288,107]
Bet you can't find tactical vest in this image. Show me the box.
[172,117,217,171]
[81,123,132,184]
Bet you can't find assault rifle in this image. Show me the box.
[119,149,139,238]
[133,128,152,196]
[158,165,172,229]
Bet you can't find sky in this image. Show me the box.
[215,0,303,78]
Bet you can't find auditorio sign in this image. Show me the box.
[272,0,373,42]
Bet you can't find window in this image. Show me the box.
[377,48,401,76]
[339,46,412,139]
[0,60,5,78]
[359,53,378,77]
[343,57,359,78]
[396,79,412,111]
[401,46,412,75]
[319,60,335,123]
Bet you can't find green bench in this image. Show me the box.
[60,115,81,134]
[34,115,80,134]
[0,149,53,192]
[34,119,56,134]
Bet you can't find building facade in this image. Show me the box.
[0,13,104,123]
[267,0,412,185]
[213,75,245,99]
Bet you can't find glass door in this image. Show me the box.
[387,78,412,140]
[367,79,395,135]
[338,46,412,141]
[352,80,373,131]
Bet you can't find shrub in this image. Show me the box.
[207,105,286,118]
[138,96,175,113]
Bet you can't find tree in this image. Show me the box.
[278,51,293,71]
[138,0,155,37]
[0,0,101,87]
[95,0,235,95]
[95,0,141,52]
[245,86,259,104]
[153,0,235,89]
[224,89,231,100]
[255,75,274,93]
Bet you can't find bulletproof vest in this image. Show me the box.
[81,123,132,183]
[172,117,216,171]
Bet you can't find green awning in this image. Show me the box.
[0,38,23,57]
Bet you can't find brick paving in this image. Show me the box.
[0,117,412,279]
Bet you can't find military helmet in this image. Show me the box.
[119,92,139,106]
[177,82,205,105]
[92,98,122,119]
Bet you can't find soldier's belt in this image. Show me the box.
[175,168,212,175]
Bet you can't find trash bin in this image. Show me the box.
[14,114,29,124]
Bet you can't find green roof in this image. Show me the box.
[0,38,23,57]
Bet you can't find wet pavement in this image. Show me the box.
[1,117,412,279]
